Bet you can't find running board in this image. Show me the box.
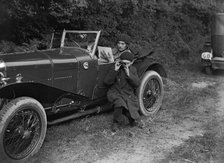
[47,104,112,125]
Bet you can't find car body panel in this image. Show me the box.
[211,57,224,69]
[92,63,113,99]
[2,50,53,86]
[134,55,167,78]
[59,48,98,98]
[75,54,98,98]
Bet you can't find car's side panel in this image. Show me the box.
[76,55,98,98]
[60,48,98,98]
[211,57,224,69]
[92,63,113,99]
[50,55,78,92]
[1,50,56,86]
[0,82,88,104]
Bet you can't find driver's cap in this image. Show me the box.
[120,51,134,61]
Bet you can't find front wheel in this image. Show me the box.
[137,71,164,117]
[0,97,47,162]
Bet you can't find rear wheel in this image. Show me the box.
[0,97,47,162]
[204,66,213,75]
[138,71,164,117]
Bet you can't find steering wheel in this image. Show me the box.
[71,39,81,48]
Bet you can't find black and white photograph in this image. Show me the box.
[0,0,224,162]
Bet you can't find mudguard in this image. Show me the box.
[134,52,167,78]
[0,82,89,105]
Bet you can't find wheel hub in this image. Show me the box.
[23,130,32,139]
[16,126,24,134]
[143,80,160,110]
[146,90,152,96]
[16,126,32,139]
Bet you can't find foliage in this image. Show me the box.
[0,0,221,64]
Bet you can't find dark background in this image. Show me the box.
[0,0,223,64]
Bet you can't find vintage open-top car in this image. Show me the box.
[0,30,167,162]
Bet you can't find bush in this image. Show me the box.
[0,0,220,64]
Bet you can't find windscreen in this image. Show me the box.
[64,32,97,53]
[50,31,62,49]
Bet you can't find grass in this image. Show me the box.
[30,112,153,162]
[158,65,224,163]
[161,67,218,124]
[166,132,217,163]
[163,117,224,163]
[28,64,224,163]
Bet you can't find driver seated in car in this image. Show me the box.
[104,51,145,132]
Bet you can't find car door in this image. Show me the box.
[92,62,114,99]
[76,54,98,99]
[51,54,78,92]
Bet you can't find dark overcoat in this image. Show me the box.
[104,65,141,120]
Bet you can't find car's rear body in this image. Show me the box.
[201,13,224,72]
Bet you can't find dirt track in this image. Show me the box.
[28,65,224,163]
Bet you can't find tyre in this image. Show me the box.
[204,66,213,75]
[0,98,9,110]
[138,71,164,117]
[0,97,47,163]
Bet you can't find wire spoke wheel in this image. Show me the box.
[143,78,161,111]
[0,97,47,162]
[138,71,164,117]
[4,109,41,160]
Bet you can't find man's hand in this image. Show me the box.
[124,65,130,76]
[120,60,132,76]
[114,61,121,71]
